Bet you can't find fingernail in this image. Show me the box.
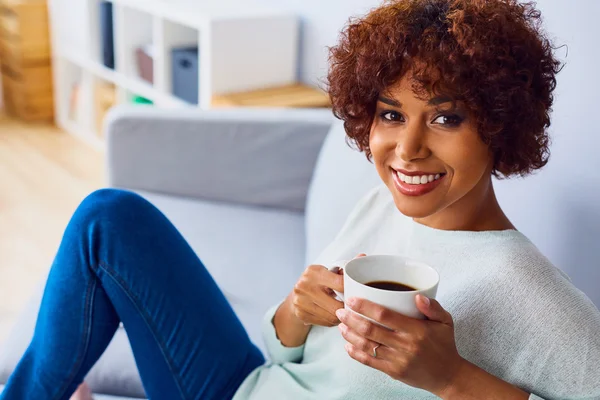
[347,297,357,307]
[418,294,430,307]
[344,343,352,352]
[338,323,347,333]
[336,309,347,320]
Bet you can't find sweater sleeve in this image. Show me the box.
[507,260,600,400]
[261,302,305,364]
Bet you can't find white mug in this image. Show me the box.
[332,255,440,321]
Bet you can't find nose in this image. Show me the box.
[395,121,430,161]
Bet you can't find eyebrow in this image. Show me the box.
[378,96,401,107]
[428,95,454,106]
[377,95,455,107]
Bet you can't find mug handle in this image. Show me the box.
[329,259,351,302]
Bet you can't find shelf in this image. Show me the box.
[49,0,299,146]
[54,58,87,129]
[91,77,117,139]
[116,6,153,81]
[58,47,190,108]
[105,0,290,26]
[155,21,200,100]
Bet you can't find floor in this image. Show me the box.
[0,114,105,346]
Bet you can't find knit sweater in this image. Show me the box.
[234,185,600,400]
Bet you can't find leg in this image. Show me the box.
[1,189,264,400]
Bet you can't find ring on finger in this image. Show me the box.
[372,344,381,358]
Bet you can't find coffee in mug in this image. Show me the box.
[365,280,417,292]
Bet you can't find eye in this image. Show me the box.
[379,110,404,122]
[432,114,464,127]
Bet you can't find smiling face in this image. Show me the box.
[370,75,498,229]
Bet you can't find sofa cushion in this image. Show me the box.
[0,191,306,398]
[139,191,307,346]
[0,386,140,400]
[0,277,147,397]
[305,121,381,264]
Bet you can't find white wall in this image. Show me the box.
[256,0,381,87]
[493,0,600,305]
[257,0,600,305]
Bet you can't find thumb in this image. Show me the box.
[416,295,453,327]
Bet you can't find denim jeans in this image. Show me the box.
[1,189,265,400]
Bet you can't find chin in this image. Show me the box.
[392,195,440,219]
[384,178,444,219]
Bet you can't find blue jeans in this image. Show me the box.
[1,189,265,400]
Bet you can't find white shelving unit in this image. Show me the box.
[47,0,299,148]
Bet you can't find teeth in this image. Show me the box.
[396,172,443,185]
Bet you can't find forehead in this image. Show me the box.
[383,74,433,101]
[381,72,459,106]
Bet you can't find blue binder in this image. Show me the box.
[99,1,115,69]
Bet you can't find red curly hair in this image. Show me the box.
[327,0,563,177]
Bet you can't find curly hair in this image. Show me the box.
[327,0,563,177]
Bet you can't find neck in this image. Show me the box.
[415,176,515,232]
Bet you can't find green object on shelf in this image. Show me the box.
[131,95,153,105]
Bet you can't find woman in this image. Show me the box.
[3,0,600,399]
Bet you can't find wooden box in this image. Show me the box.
[2,64,53,120]
[0,0,53,121]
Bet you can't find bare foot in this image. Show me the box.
[70,382,93,400]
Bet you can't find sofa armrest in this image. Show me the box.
[105,106,334,212]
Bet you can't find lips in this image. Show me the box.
[392,169,446,197]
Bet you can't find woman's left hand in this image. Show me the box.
[336,295,463,397]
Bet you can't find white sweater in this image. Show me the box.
[235,185,600,400]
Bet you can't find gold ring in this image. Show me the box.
[373,344,381,358]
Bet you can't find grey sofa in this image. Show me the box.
[1,106,598,399]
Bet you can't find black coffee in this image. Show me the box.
[365,280,417,292]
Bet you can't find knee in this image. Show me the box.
[72,189,157,229]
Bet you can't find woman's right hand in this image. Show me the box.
[274,254,365,347]
[289,264,345,327]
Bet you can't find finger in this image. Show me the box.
[344,342,395,374]
[330,266,344,275]
[315,289,345,314]
[294,292,341,325]
[336,308,399,349]
[295,308,339,327]
[331,254,365,276]
[416,295,453,327]
[298,280,344,315]
[339,323,395,360]
[346,297,418,333]
[302,301,341,325]
[317,267,344,292]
